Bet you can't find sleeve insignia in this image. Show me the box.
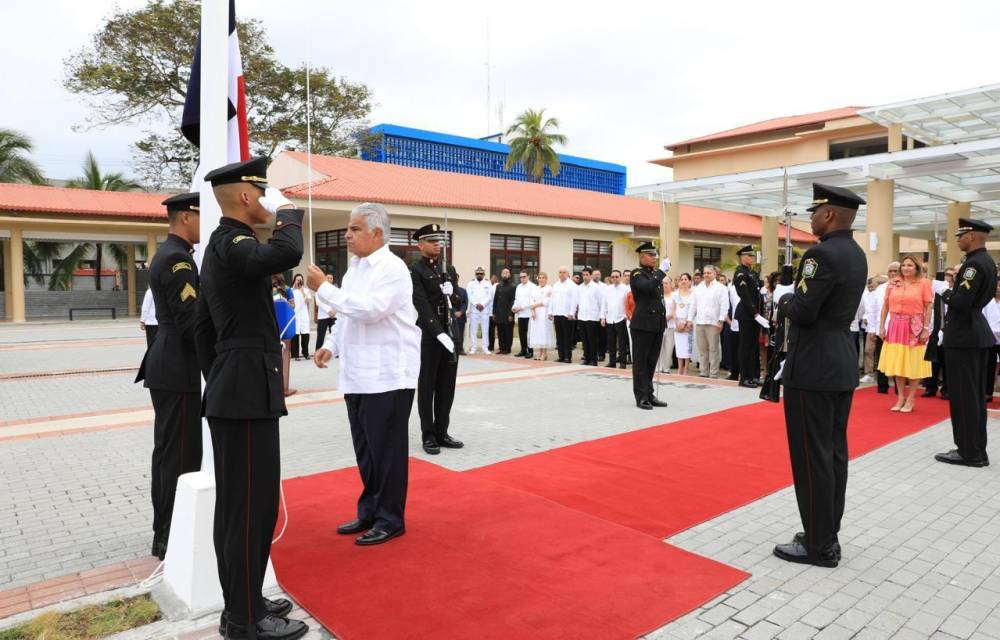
[802,258,818,279]
[963,267,976,280]
[172,262,192,273]
[180,282,198,302]
[232,235,253,244]
[797,279,808,293]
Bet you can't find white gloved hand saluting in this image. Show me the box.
[440,282,454,296]
[259,187,294,214]
[659,257,672,272]
[437,333,455,353]
[774,283,794,301]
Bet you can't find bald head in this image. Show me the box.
[213,183,269,226]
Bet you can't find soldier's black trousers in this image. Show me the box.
[737,314,760,381]
[945,348,990,461]
[630,327,663,403]
[208,418,280,627]
[149,390,202,544]
[783,387,853,553]
[346,389,414,533]
[553,315,573,360]
[606,320,629,366]
[418,340,458,441]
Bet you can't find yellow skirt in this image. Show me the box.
[878,342,931,379]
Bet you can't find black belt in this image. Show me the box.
[215,337,282,354]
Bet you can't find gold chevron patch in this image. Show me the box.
[180,283,197,302]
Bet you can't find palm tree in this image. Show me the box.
[0,128,46,184]
[66,152,143,290]
[503,109,567,183]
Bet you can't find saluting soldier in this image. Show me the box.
[193,157,307,640]
[410,223,465,455]
[733,245,763,388]
[134,192,203,561]
[935,218,997,467]
[629,242,670,410]
[773,183,867,568]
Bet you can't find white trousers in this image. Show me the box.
[469,311,491,352]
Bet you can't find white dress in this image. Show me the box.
[291,287,313,335]
[527,284,555,348]
[672,291,694,359]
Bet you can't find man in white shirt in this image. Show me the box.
[689,264,729,378]
[869,261,899,393]
[512,271,537,357]
[140,287,158,349]
[576,267,604,365]
[602,269,630,368]
[591,269,608,360]
[315,273,337,349]
[466,267,494,354]
[549,266,578,363]
[309,203,421,546]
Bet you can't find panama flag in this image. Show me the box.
[180,0,249,163]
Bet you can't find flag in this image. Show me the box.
[181,0,249,163]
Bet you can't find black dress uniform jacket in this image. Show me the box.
[411,257,458,342]
[194,211,305,419]
[941,248,997,349]
[629,267,667,332]
[779,229,867,391]
[733,264,761,319]
[136,234,200,392]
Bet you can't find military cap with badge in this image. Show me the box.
[806,183,866,213]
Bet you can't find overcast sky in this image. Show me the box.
[4,0,1000,187]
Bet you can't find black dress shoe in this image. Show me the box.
[220,600,294,634]
[637,400,653,410]
[337,518,374,535]
[877,388,889,394]
[422,439,440,455]
[586,361,598,366]
[739,379,759,388]
[438,435,464,448]
[356,527,405,546]
[940,392,949,400]
[793,533,841,561]
[921,389,937,398]
[934,450,989,467]
[224,614,308,640]
[773,541,838,568]
[649,398,668,407]
[726,373,739,381]
[619,363,627,369]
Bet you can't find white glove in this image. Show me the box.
[440,282,454,296]
[774,359,785,381]
[659,258,672,272]
[932,279,949,295]
[437,333,455,353]
[774,284,794,300]
[754,314,770,329]
[938,330,943,344]
[259,187,294,214]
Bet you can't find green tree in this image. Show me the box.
[63,0,373,188]
[0,128,46,184]
[503,109,567,183]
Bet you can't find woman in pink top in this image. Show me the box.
[878,255,933,412]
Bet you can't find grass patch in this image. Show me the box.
[0,594,160,640]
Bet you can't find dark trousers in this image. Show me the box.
[418,340,458,442]
[516,317,533,356]
[581,320,600,364]
[924,350,947,395]
[874,336,891,393]
[289,332,310,358]
[345,389,414,532]
[150,390,202,545]
[454,318,466,353]
[945,348,989,461]
[496,322,514,353]
[554,315,573,360]
[316,318,335,350]
[737,315,760,381]
[607,320,629,366]
[209,418,280,626]
[783,387,853,553]
[597,320,608,360]
[630,327,664,403]
[986,345,1000,400]
[488,317,497,352]
[721,324,739,374]
[145,325,158,350]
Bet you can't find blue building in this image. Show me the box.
[361,124,626,195]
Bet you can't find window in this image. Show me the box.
[388,228,453,267]
[315,229,349,282]
[572,239,613,276]
[490,234,540,278]
[693,246,722,273]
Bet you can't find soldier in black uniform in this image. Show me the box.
[193,157,307,640]
[934,218,996,467]
[773,183,867,568]
[135,192,203,561]
[410,223,465,456]
[733,245,763,388]
[629,242,669,410]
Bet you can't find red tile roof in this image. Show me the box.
[0,183,166,219]
[667,106,865,150]
[282,152,814,242]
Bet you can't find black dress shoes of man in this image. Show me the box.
[422,438,440,455]
[619,363,627,369]
[726,372,739,381]
[934,450,990,467]
[356,527,405,546]
[739,379,759,388]
[649,397,668,407]
[223,614,307,640]
[637,400,653,410]
[151,535,166,560]
[793,533,841,562]
[773,540,838,568]
[438,435,464,449]
[219,599,295,635]
[337,518,374,535]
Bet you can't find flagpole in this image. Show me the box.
[305,25,314,267]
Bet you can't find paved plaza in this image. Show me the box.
[2,319,1000,639]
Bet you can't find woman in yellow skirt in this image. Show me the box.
[878,255,933,412]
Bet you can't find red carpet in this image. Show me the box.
[271,459,747,640]
[469,387,951,538]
